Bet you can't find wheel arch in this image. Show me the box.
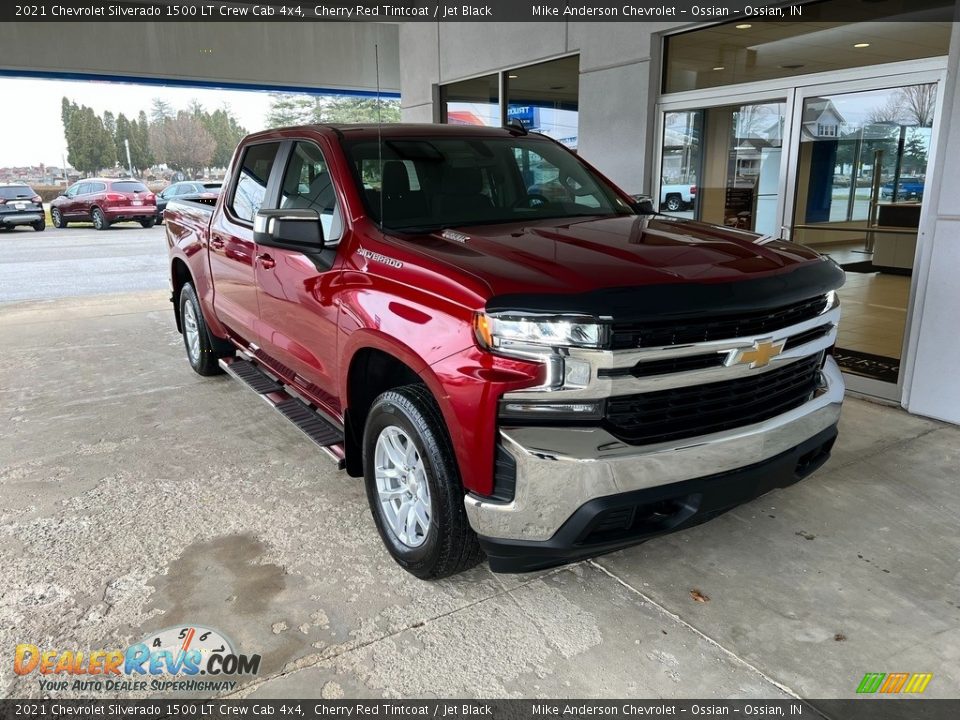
[170,257,193,334]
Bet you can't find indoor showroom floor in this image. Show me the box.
[1,291,957,699]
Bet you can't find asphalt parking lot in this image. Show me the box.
[0,223,167,303]
[1,286,958,700]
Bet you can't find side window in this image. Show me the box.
[230,142,280,224]
[280,141,343,244]
[66,183,80,197]
[77,183,91,195]
[90,182,106,194]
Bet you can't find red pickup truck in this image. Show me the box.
[166,124,845,578]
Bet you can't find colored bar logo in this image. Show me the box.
[857,672,933,694]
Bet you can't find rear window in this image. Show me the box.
[112,181,148,192]
[0,186,34,199]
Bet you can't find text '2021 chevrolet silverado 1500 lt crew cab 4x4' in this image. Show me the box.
[165,124,845,579]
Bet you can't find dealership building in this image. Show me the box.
[392,3,960,425]
[4,0,960,425]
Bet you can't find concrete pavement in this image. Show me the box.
[0,291,957,699]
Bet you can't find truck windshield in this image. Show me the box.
[343,136,634,231]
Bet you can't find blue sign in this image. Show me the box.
[507,105,538,130]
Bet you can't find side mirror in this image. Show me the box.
[254,209,324,249]
[630,194,656,215]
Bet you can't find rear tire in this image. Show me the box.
[92,207,109,230]
[33,219,46,232]
[178,282,232,376]
[140,217,156,229]
[664,195,683,212]
[363,385,483,579]
[51,208,67,228]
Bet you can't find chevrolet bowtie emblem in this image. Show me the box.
[732,338,786,369]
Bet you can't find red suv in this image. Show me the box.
[50,179,157,230]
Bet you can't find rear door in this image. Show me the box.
[254,139,346,409]
[209,140,282,343]
[83,182,105,217]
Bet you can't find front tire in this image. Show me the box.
[92,207,109,230]
[51,208,67,228]
[179,283,231,376]
[363,385,482,580]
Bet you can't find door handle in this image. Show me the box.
[256,253,276,270]
[210,236,225,250]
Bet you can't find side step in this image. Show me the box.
[220,356,346,468]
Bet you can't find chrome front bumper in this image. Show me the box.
[465,355,844,542]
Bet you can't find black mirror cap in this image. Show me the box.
[630,194,656,215]
[253,208,325,248]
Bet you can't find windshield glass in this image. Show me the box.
[343,136,633,231]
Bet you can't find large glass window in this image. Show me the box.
[440,74,499,127]
[440,56,580,149]
[230,142,279,224]
[505,56,579,149]
[658,102,786,235]
[663,2,952,94]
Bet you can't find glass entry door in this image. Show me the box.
[789,81,939,391]
[657,100,787,236]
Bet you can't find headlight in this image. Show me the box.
[474,311,606,391]
[473,312,608,351]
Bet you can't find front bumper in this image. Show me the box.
[465,355,844,572]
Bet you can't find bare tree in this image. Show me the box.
[149,111,216,178]
[867,95,906,125]
[898,84,937,127]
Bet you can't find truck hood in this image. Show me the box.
[396,215,843,319]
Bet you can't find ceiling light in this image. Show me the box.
[853,43,871,48]
[736,23,752,29]
[508,74,518,78]
[713,66,725,71]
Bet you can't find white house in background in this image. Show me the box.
[801,98,846,139]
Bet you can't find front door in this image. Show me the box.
[209,140,281,342]
[254,140,345,412]
[786,78,941,397]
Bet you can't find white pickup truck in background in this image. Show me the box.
[660,183,697,212]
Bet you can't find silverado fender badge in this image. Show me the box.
[440,229,470,244]
[356,248,403,269]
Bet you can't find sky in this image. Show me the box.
[0,76,275,168]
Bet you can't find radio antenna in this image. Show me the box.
[375,41,384,232]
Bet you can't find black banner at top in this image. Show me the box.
[4,0,959,23]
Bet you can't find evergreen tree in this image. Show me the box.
[136,111,155,170]
[200,105,247,169]
[61,97,116,175]
[150,97,175,124]
[265,93,400,128]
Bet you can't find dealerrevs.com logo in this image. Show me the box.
[14,625,261,693]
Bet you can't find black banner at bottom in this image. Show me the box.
[1,700,959,720]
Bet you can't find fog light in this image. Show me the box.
[499,400,604,422]
[564,358,591,388]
